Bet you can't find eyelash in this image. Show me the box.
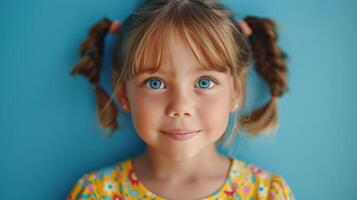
[143,76,219,90]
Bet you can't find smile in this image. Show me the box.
[161,130,201,141]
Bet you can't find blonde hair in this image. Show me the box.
[71,0,289,150]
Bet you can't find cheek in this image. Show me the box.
[197,90,231,134]
[128,90,164,135]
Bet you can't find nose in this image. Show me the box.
[165,87,194,118]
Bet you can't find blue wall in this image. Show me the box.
[1,0,356,199]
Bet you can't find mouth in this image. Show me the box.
[161,130,201,141]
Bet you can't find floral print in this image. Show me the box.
[68,157,295,200]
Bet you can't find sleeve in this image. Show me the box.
[268,174,295,200]
[66,173,99,200]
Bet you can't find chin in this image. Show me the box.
[163,149,201,161]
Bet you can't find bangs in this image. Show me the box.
[129,2,239,76]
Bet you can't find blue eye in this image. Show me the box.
[144,76,216,90]
[196,78,215,89]
[145,78,165,89]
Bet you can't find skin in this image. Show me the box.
[116,31,242,199]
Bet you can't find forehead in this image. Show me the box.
[137,33,211,75]
[132,21,229,77]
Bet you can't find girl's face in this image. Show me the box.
[117,35,241,161]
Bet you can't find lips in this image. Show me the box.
[161,129,201,135]
[161,129,201,141]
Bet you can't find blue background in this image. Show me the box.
[1,0,356,199]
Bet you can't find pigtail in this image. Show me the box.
[237,16,289,135]
[70,17,121,133]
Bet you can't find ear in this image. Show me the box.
[230,79,243,113]
[115,82,131,112]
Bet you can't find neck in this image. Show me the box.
[133,144,229,183]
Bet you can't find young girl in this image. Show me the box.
[68,0,294,199]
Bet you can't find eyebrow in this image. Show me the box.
[136,66,218,76]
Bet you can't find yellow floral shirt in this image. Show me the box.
[67,157,295,200]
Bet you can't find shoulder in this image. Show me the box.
[67,159,131,200]
[230,158,295,200]
[268,173,295,200]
